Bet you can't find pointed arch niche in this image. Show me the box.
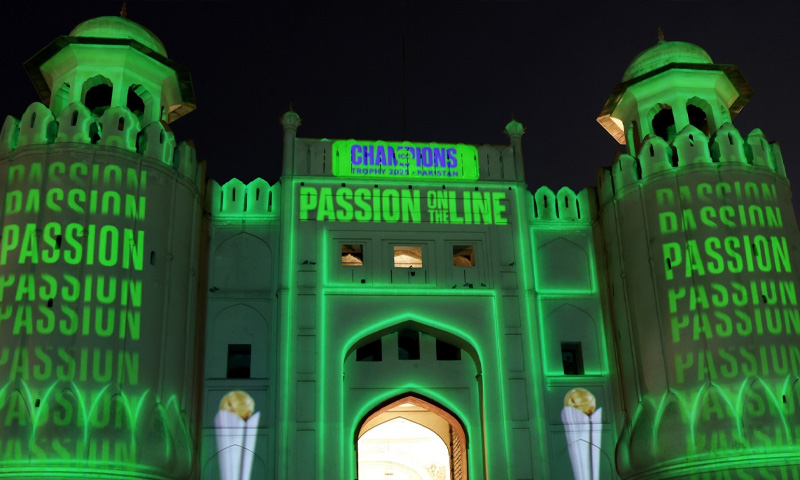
[343,319,482,479]
[356,394,469,480]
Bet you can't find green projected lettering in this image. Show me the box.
[332,140,480,181]
[0,159,148,465]
[299,185,509,225]
[1,223,144,269]
[654,180,799,386]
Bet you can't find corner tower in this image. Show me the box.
[0,13,205,480]
[595,36,800,478]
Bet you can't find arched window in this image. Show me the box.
[82,75,113,117]
[126,84,152,123]
[652,107,676,142]
[687,97,714,136]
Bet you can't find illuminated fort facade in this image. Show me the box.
[1,14,800,480]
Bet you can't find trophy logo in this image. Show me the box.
[215,391,260,480]
[561,388,602,480]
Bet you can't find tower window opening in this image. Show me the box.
[453,245,475,266]
[84,82,113,117]
[436,339,461,361]
[561,342,584,375]
[398,330,420,360]
[356,339,382,362]
[226,344,251,378]
[394,245,422,268]
[71,110,79,126]
[652,107,676,142]
[342,244,364,266]
[126,86,146,121]
[687,104,709,137]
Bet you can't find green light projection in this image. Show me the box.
[0,158,154,469]
[299,185,509,225]
[332,140,479,181]
[650,177,800,455]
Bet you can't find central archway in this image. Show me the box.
[356,395,468,480]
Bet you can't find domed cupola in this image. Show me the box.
[597,30,752,154]
[23,10,195,125]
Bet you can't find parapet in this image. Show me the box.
[207,177,281,219]
[597,123,787,206]
[290,138,519,182]
[528,186,595,223]
[0,101,204,190]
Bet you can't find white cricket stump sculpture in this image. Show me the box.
[215,391,260,480]
[561,388,602,480]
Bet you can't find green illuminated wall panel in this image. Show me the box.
[0,143,204,479]
[597,117,800,477]
[9,12,800,480]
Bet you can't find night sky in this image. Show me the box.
[2,1,799,207]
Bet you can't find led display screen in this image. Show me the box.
[332,140,480,181]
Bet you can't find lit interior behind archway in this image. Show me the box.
[358,411,451,480]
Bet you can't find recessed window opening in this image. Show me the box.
[342,244,364,266]
[436,339,461,361]
[356,339,382,362]
[561,342,584,375]
[126,86,146,121]
[652,107,676,142]
[398,330,420,360]
[394,245,422,268]
[226,344,251,378]
[453,245,475,266]
[687,104,709,137]
[84,82,113,117]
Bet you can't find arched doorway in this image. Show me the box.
[357,395,468,480]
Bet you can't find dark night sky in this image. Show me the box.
[2,1,799,204]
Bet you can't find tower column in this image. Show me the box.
[280,110,301,177]
[504,119,525,181]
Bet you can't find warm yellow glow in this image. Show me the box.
[358,417,450,480]
[394,246,423,268]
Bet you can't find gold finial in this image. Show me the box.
[120,1,127,18]
[658,27,665,42]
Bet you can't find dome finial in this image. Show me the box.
[120,1,127,18]
[657,27,665,43]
